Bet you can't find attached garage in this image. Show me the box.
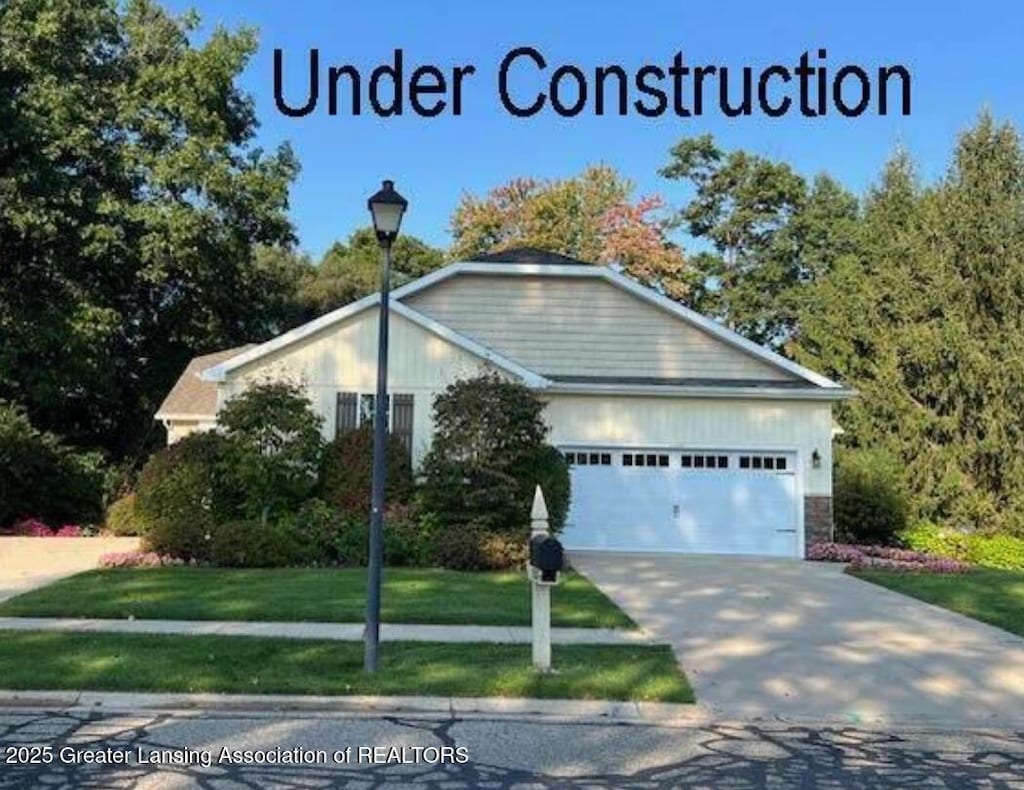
[560,447,801,557]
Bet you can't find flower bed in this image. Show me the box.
[7,518,88,537]
[98,551,184,568]
[807,542,972,573]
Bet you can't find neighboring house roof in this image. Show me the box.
[199,251,854,400]
[155,345,255,420]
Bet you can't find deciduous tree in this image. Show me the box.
[450,166,688,299]
[0,0,298,458]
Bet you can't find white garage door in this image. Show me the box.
[561,448,800,557]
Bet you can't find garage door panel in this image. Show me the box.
[562,449,800,557]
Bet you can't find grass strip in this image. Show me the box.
[853,568,1024,638]
[0,567,634,629]
[0,631,691,702]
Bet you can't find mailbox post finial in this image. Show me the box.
[531,485,548,520]
[531,485,549,537]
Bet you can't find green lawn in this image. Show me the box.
[0,567,635,629]
[853,568,1024,638]
[0,631,691,702]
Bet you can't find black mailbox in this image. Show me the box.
[529,534,564,583]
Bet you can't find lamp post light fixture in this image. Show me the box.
[364,179,408,673]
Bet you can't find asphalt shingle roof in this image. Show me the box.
[473,247,594,266]
[155,345,254,419]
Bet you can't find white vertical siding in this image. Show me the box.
[218,308,491,465]
[405,274,796,382]
[544,395,834,495]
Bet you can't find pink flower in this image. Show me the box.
[11,518,52,537]
[98,551,183,568]
[807,541,971,574]
[55,525,84,537]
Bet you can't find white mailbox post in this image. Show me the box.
[528,485,553,672]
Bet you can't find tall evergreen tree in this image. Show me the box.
[795,115,1024,535]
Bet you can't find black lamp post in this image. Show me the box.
[364,179,408,673]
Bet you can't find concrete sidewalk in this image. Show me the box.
[0,616,652,645]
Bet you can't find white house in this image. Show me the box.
[156,249,854,558]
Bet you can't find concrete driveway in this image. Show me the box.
[0,537,139,603]
[573,552,1024,727]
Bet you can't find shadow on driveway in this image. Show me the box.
[572,552,1024,727]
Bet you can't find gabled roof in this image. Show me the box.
[156,345,255,420]
[200,257,852,398]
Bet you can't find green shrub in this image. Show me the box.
[833,448,910,545]
[104,494,146,536]
[0,400,105,527]
[136,432,244,562]
[319,426,413,516]
[208,519,302,568]
[966,533,1024,570]
[332,514,369,566]
[288,498,348,564]
[219,381,325,520]
[383,504,432,567]
[515,445,571,531]
[430,524,528,571]
[420,373,569,533]
[903,522,1024,570]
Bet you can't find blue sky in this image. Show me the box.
[167,0,1022,259]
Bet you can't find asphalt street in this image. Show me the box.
[2,706,1023,789]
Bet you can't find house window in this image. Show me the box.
[564,452,576,465]
[337,392,413,456]
[681,453,730,470]
[392,394,414,456]
[336,392,358,434]
[737,453,790,471]
[358,394,376,427]
[623,454,633,466]
[601,453,612,466]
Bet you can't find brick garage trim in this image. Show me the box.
[805,496,833,548]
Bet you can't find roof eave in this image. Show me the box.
[546,382,857,400]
